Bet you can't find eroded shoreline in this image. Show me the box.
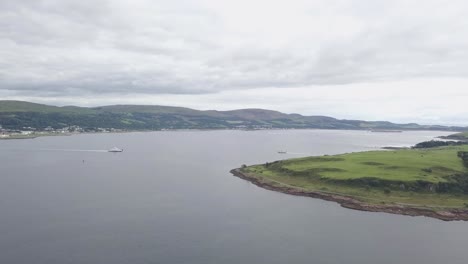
[230,168,468,221]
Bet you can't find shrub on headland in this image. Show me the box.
[413,140,468,149]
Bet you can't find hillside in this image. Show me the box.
[0,100,466,131]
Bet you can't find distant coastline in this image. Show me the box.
[1,100,467,133]
[370,129,403,133]
[1,128,461,141]
[0,133,71,140]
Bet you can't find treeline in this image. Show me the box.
[0,112,236,130]
[336,175,468,194]
[412,140,468,149]
[458,151,468,167]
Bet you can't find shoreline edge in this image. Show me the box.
[230,168,468,221]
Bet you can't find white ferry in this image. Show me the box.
[108,147,124,152]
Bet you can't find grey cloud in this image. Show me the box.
[1,0,468,98]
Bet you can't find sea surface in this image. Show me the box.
[0,129,467,264]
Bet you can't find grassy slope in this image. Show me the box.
[283,147,466,182]
[0,101,63,112]
[243,146,468,208]
[1,100,467,131]
[94,105,203,115]
[0,101,95,114]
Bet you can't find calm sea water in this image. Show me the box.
[0,130,467,264]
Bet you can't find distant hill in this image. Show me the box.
[0,100,466,131]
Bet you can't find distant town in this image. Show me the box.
[0,125,125,139]
[0,124,280,139]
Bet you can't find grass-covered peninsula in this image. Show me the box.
[231,145,468,221]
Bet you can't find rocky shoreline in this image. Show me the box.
[230,168,468,221]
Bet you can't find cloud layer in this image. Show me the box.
[1,0,468,124]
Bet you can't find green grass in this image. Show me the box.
[243,146,468,208]
[282,147,467,182]
[0,100,94,114]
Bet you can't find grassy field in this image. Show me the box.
[243,146,468,208]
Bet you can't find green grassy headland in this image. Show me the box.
[241,146,468,208]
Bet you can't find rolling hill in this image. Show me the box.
[0,100,466,131]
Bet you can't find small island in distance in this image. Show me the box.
[232,136,468,221]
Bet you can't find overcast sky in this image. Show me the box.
[1,0,468,125]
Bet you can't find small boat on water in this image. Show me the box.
[108,147,123,152]
[277,151,287,154]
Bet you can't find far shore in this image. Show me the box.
[0,128,459,141]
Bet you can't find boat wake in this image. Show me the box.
[39,148,108,153]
